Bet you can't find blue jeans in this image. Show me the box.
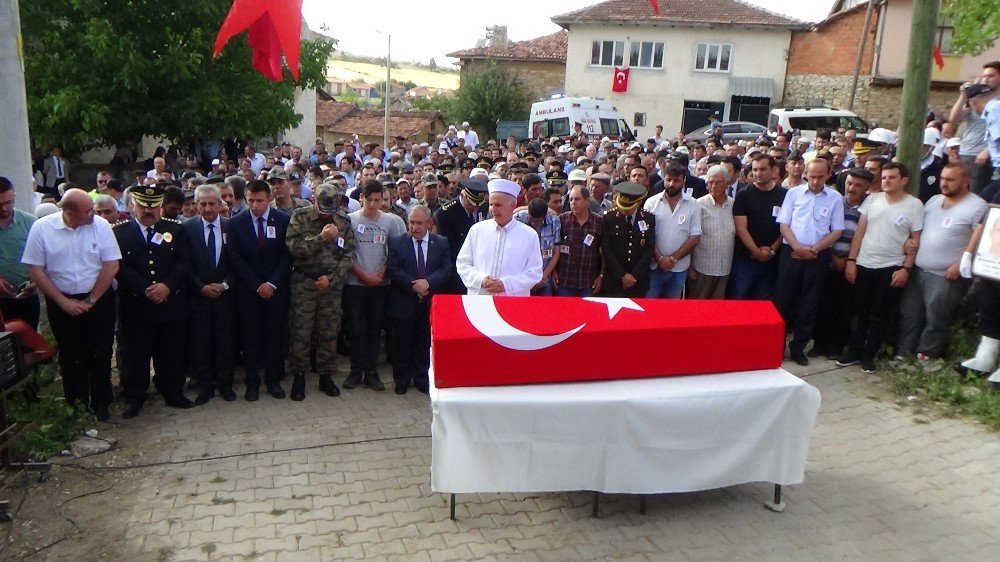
[646,269,687,299]
[555,286,594,297]
[728,258,779,301]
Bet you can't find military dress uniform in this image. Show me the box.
[433,178,488,294]
[113,193,192,417]
[600,182,656,297]
[285,183,356,400]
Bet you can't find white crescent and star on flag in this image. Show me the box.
[461,296,645,352]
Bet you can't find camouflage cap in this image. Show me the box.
[267,167,289,181]
[375,172,395,186]
[314,182,343,213]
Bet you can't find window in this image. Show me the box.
[628,41,665,69]
[591,40,624,67]
[600,118,620,137]
[695,43,732,72]
[936,19,954,54]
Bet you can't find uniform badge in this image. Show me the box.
[162,232,173,243]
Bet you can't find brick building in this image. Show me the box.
[447,27,567,101]
[783,0,1000,129]
[315,99,447,146]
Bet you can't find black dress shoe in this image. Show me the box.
[165,395,195,409]
[218,387,238,402]
[343,372,363,390]
[185,378,199,390]
[122,402,143,419]
[318,374,341,397]
[245,387,259,402]
[953,362,985,378]
[267,383,286,399]
[290,375,305,402]
[790,351,809,367]
[194,390,214,406]
[394,385,408,395]
[806,346,827,358]
[364,372,385,391]
[94,406,110,422]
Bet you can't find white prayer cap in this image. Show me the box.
[488,178,520,199]
[470,168,489,179]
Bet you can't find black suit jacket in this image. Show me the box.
[183,217,235,301]
[386,232,452,320]
[226,209,291,297]
[113,218,191,323]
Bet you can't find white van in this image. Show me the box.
[768,107,870,138]
[529,96,635,141]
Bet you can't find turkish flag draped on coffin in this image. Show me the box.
[431,296,785,388]
[213,0,304,81]
[612,67,630,93]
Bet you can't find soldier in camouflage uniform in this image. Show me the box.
[285,181,355,401]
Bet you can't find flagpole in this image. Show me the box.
[384,34,390,152]
[0,0,34,212]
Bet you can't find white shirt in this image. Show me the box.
[202,217,223,266]
[457,218,542,296]
[643,194,702,272]
[397,198,415,214]
[458,129,480,150]
[21,213,121,294]
[857,192,924,269]
[248,153,267,175]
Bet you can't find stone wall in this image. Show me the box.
[781,74,962,130]
[460,59,565,101]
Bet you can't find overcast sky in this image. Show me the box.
[302,0,838,66]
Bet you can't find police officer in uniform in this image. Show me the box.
[434,178,488,293]
[285,181,356,401]
[113,184,193,418]
[600,181,656,297]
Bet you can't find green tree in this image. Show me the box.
[942,0,1000,55]
[411,95,457,117]
[451,64,531,139]
[21,0,334,152]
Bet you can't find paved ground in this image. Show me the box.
[3,356,1000,561]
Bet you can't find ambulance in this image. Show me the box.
[528,96,635,142]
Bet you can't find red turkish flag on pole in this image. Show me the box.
[612,67,630,92]
[213,0,304,81]
[932,45,945,70]
[649,0,659,13]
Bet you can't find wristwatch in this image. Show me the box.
[84,294,95,305]
[221,282,230,291]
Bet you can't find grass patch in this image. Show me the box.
[6,369,93,460]
[878,327,1000,431]
[211,496,236,505]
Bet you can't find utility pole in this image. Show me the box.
[896,0,939,194]
[384,34,391,152]
[0,0,34,212]
[848,0,877,111]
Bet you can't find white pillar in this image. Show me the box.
[0,0,34,212]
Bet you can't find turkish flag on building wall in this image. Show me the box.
[612,67,630,93]
[932,46,945,70]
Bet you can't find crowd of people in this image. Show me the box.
[3,61,1000,422]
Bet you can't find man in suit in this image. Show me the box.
[113,185,193,418]
[184,184,237,404]
[386,205,452,394]
[433,178,488,293]
[41,145,69,198]
[226,180,292,401]
[600,181,656,297]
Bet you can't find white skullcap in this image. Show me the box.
[488,178,520,199]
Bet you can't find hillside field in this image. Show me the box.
[327,60,459,91]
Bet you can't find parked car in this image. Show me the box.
[768,107,870,138]
[686,121,770,143]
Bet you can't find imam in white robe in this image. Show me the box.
[457,218,542,297]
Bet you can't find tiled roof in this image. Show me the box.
[552,0,806,28]
[324,110,444,139]
[315,100,359,128]
[447,30,568,62]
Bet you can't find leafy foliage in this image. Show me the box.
[20,0,334,152]
[942,0,1000,55]
[6,370,92,461]
[451,64,532,139]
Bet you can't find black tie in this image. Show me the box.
[146,226,155,245]
[416,239,427,279]
[207,223,217,267]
